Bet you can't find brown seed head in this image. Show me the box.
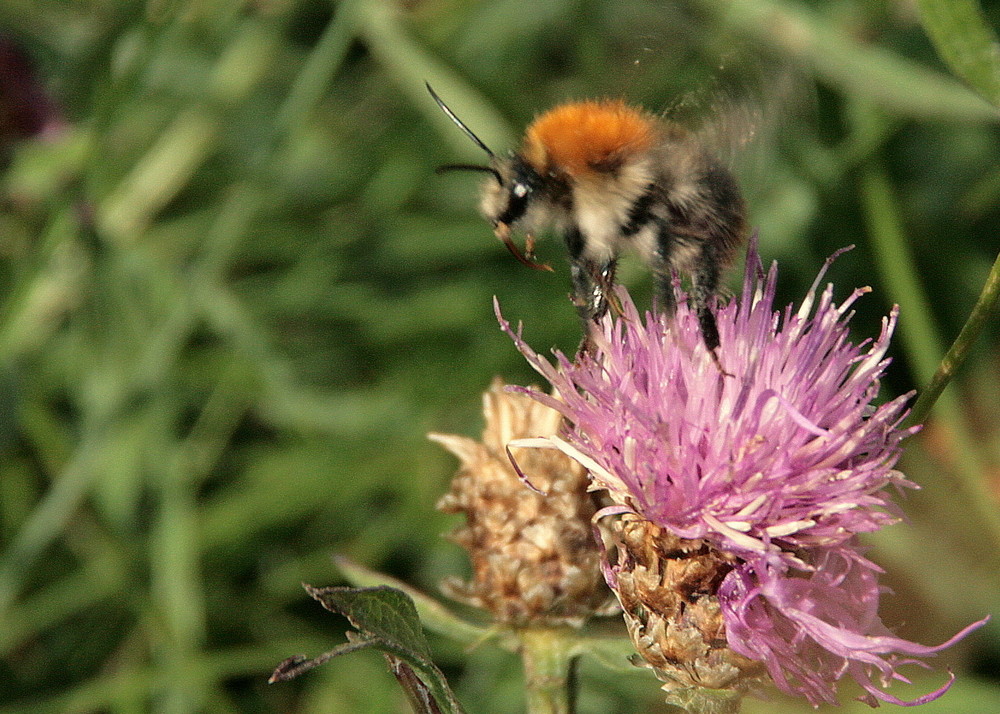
[608,514,767,697]
[430,379,611,626]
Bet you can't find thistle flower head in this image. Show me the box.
[430,379,611,626]
[497,243,987,706]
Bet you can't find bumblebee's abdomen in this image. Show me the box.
[523,100,657,177]
[666,161,746,263]
[698,161,746,260]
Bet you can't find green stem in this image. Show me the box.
[520,628,575,714]
[276,0,363,131]
[355,0,515,155]
[662,687,743,714]
[0,444,97,616]
[860,164,1000,547]
[908,248,1000,425]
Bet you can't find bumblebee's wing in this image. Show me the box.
[658,50,815,191]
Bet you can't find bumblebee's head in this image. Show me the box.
[428,83,552,270]
[478,153,543,232]
[426,83,538,228]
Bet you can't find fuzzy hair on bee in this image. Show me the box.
[428,83,747,354]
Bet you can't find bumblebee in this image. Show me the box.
[428,83,747,353]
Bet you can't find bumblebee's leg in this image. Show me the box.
[689,163,745,355]
[565,228,619,356]
[652,221,678,319]
[654,223,726,365]
[594,260,618,315]
[690,241,723,353]
[565,227,616,323]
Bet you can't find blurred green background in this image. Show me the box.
[0,0,998,712]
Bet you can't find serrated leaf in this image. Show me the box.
[333,555,490,645]
[270,584,465,714]
[306,584,432,658]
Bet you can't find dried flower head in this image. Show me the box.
[497,244,987,706]
[607,513,767,702]
[430,378,611,627]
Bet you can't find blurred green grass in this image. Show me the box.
[0,0,997,712]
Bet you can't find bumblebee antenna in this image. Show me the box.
[435,163,503,184]
[426,82,497,160]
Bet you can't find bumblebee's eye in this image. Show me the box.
[494,156,540,227]
[496,181,533,226]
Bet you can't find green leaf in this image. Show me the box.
[918,0,1000,108]
[269,584,465,714]
[333,555,490,645]
[305,584,431,658]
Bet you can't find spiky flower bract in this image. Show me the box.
[497,243,987,707]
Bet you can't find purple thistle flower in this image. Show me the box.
[496,242,988,707]
[720,544,985,706]
[0,37,65,144]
